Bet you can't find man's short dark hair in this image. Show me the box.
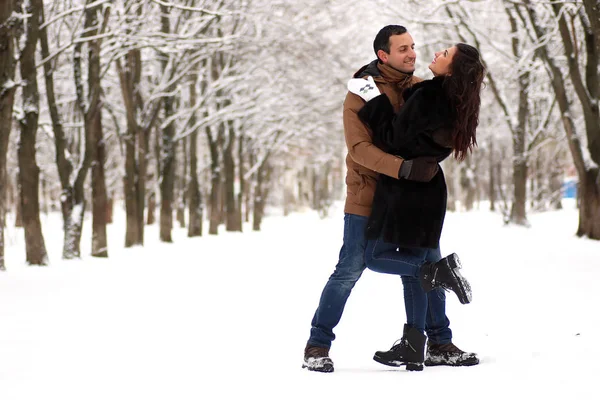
[373,25,408,60]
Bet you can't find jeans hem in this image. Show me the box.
[306,339,332,349]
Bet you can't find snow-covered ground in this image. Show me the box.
[1,200,598,400]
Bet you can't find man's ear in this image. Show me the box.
[377,49,389,63]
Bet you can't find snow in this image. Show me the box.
[23,98,38,115]
[2,79,16,91]
[1,200,599,399]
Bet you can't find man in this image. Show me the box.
[303,25,479,373]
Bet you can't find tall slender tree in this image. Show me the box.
[17,0,48,265]
[187,78,203,237]
[159,4,176,243]
[0,0,17,271]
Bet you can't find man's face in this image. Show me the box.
[377,33,416,73]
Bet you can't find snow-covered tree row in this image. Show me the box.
[0,0,598,269]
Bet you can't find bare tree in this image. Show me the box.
[158,4,176,242]
[0,0,17,271]
[223,116,240,231]
[114,1,161,247]
[252,157,271,231]
[73,0,110,257]
[187,78,203,237]
[504,3,531,225]
[17,0,49,265]
[39,0,83,259]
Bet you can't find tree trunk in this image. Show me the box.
[283,170,294,217]
[159,5,175,243]
[535,155,544,209]
[0,0,16,271]
[41,177,49,215]
[159,97,176,242]
[509,92,529,223]
[65,0,109,259]
[115,8,148,247]
[123,131,139,245]
[177,137,187,228]
[578,168,600,238]
[17,0,48,265]
[187,82,202,237]
[207,124,220,235]
[63,192,85,259]
[253,164,265,231]
[137,126,149,242]
[253,160,272,231]
[236,134,244,230]
[489,139,496,211]
[147,192,156,225]
[549,157,563,210]
[106,195,113,224]
[176,202,185,227]
[87,5,108,258]
[90,99,108,257]
[119,66,140,246]
[245,146,254,223]
[507,7,529,225]
[459,158,476,211]
[148,126,161,227]
[39,0,80,258]
[219,179,225,225]
[224,121,240,231]
[529,156,536,209]
[14,173,23,227]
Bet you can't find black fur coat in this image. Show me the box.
[357,76,455,248]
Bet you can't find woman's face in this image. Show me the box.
[429,46,457,76]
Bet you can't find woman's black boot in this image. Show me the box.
[420,253,472,304]
[373,324,426,371]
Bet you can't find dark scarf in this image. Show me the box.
[358,77,455,248]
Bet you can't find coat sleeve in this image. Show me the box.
[343,91,402,179]
[356,94,396,153]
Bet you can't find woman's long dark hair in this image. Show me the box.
[444,43,485,161]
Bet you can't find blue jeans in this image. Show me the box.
[307,214,452,348]
[364,239,449,335]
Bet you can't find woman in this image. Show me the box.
[347,43,485,371]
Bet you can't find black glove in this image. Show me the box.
[398,157,439,182]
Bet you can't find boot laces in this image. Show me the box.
[390,337,416,353]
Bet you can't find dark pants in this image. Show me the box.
[364,238,448,335]
[307,213,451,348]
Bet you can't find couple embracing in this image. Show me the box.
[303,25,485,373]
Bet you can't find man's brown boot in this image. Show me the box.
[302,344,334,373]
[425,342,479,366]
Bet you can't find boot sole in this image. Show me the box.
[373,354,423,371]
[301,364,334,373]
[424,358,479,367]
[446,254,472,305]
